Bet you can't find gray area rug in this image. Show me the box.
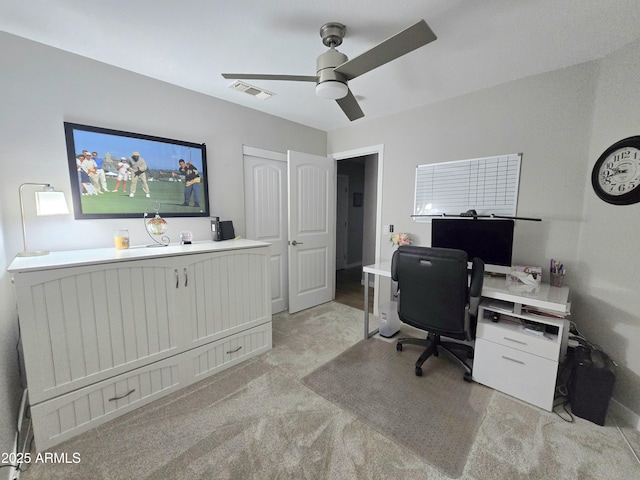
[302,338,493,478]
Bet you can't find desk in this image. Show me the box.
[361,262,571,411]
[363,261,392,339]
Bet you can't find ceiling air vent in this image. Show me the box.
[229,81,274,100]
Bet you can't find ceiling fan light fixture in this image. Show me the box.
[316,81,348,100]
[221,20,436,121]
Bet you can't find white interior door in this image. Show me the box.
[244,148,288,314]
[288,150,335,313]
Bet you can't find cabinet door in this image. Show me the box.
[18,258,182,404]
[182,249,271,347]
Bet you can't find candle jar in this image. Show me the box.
[114,230,130,249]
[180,230,193,245]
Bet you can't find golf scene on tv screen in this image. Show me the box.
[64,122,210,219]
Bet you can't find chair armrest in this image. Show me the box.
[391,249,400,281]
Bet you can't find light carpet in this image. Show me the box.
[302,337,493,478]
[19,302,640,479]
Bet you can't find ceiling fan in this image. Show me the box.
[222,19,437,121]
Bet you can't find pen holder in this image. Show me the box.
[551,271,564,287]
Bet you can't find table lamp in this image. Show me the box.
[17,183,70,257]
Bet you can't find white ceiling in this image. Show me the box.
[2,0,640,131]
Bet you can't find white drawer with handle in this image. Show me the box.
[473,338,557,411]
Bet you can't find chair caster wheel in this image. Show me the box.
[415,367,422,376]
[396,343,403,351]
[433,350,439,357]
[464,372,473,382]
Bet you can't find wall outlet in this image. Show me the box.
[389,224,394,233]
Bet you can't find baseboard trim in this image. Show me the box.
[610,398,640,431]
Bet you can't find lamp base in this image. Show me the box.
[17,250,50,257]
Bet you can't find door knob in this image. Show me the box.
[290,240,304,246]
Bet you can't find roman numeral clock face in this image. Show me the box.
[591,136,640,205]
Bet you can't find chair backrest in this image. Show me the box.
[391,246,484,340]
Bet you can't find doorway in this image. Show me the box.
[244,144,383,314]
[334,154,378,312]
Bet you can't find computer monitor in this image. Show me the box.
[431,218,515,272]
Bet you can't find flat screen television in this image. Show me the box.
[64,122,209,219]
[431,218,515,269]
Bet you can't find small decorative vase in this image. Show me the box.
[143,201,170,246]
[147,214,168,236]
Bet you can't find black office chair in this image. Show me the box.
[391,246,484,381]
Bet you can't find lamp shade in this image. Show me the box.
[316,81,348,100]
[17,183,69,257]
[35,191,69,216]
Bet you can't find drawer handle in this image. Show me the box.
[175,269,179,289]
[503,336,527,345]
[184,267,188,287]
[226,346,242,354]
[501,355,525,365]
[108,388,136,402]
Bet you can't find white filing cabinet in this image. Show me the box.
[472,277,570,412]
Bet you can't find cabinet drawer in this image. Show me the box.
[30,354,186,451]
[30,322,272,451]
[477,318,560,361]
[473,338,557,411]
[186,322,272,384]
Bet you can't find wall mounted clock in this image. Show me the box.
[591,136,640,205]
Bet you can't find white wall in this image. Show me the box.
[0,206,21,466]
[0,32,326,456]
[329,60,598,277]
[575,40,640,418]
[328,44,640,419]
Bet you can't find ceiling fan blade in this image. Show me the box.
[336,89,364,121]
[222,73,317,82]
[334,19,436,81]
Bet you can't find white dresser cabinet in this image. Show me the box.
[8,240,272,450]
[472,278,570,412]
